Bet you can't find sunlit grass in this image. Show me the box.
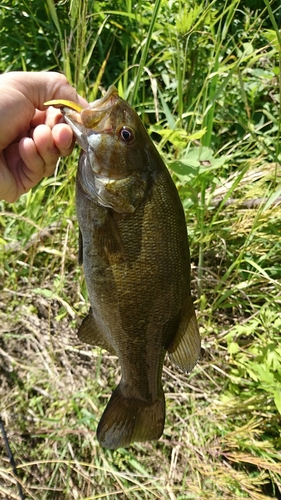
[0,0,281,499]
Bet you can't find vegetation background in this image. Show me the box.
[0,0,281,498]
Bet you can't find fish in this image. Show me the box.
[45,86,200,450]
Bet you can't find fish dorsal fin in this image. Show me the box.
[78,309,116,355]
[168,307,201,373]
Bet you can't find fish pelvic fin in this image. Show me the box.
[97,385,165,450]
[168,307,201,373]
[78,228,83,265]
[78,309,116,355]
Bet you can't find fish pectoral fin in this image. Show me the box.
[168,307,201,373]
[78,309,116,355]
[97,384,165,450]
[96,212,125,262]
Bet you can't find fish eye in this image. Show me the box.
[120,126,134,143]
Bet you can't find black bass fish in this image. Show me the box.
[45,87,200,450]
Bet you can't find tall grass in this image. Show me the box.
[0,0,281,499]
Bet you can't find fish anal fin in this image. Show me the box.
[168,308,201,373]
[97,385,165,450]
[78,309,116,355]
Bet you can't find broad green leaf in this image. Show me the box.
[263,184,281,211]
[33,288,53,298]
[158,91,176,129]
[228,342,240,355]
[264,29,279,50]
[274,391,281,414]
[169,147,228,178]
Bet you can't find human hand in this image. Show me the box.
[0,71,88,202]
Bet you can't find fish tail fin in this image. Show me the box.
[97,385,165,450]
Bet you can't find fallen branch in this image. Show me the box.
[0,415,25,500]
[212,195,281,209]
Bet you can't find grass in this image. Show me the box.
[1,0,281,498]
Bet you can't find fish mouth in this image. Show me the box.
[61,86,119,151]
[60,109,87,150]
[84,85,119,116]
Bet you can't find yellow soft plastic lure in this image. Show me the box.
[44,99,83,112]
